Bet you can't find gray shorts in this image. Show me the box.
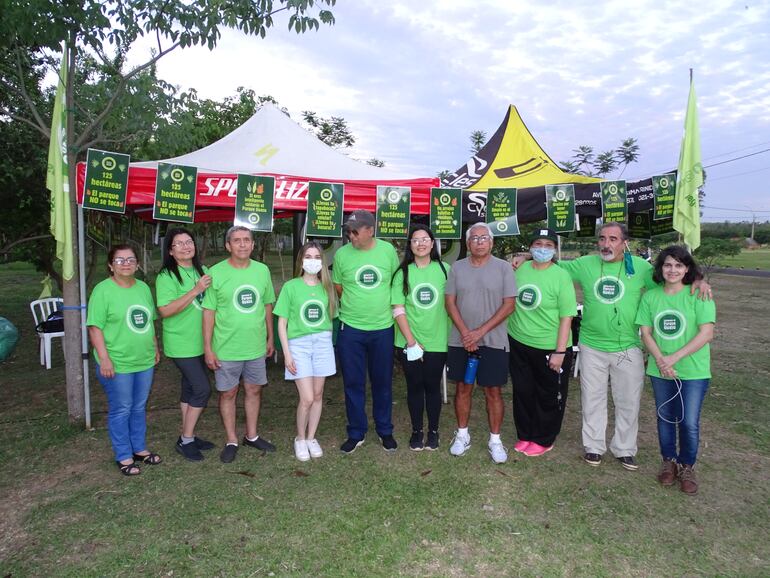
[214,358,267,391]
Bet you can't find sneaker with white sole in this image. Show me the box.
[449,431,471,456]
[306,439,323,458]
[488,441,508,464]
[294,438,310,462]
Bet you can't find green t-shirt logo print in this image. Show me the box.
[517,285,541,310]
[356,266,381,289]
[301,300,325,328]
[411,283,437,310]
[655,309,687,340]
[126,305,152,334]
[594,277,625,304]
[233,285,260,313]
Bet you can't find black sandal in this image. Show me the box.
[133,452,162,465]
[117,461,141,476]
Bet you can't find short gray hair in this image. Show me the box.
[597,221,629,241]
[466,222,494,241]
[225,225,252,243]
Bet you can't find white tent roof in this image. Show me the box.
[133,103,421,180]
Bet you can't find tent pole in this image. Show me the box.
[77,204,91,429]
[292,212,306,262]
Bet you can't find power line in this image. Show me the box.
[703,148,770,169]
[702,140,770,161]
[702,205,770,213]
[708,165,770,182]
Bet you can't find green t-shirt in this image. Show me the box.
[201,259,275,361]
[636,285,715,379]
[391,261,451,352]
[508,261,577,350]
[273,278,334,340]
[156,265,209,358]
[332,239,399,330]
[559,255,656,352]
[86,278,157,373]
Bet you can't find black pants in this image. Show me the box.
[397,348,446,432]
[508,336,572,447]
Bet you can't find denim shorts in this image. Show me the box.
[215,358,267,391]
[285,331,336,380]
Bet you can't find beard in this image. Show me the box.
[599,250,616,262]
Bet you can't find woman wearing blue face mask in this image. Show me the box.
[507,229,577,456]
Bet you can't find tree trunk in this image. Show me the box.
[63,40,85,424]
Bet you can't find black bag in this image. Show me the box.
[36,309,64,333]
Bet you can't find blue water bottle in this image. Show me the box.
[463,352,480,384]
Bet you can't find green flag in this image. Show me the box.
[673,77,703,252]
[46,45,74,280]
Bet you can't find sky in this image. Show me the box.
[137,0,770,223]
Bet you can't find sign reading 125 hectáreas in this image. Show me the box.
[82,149,130,214]
[376,186,410,238]
[153,162,197,223]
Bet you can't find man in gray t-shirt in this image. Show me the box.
[445,223,516,464]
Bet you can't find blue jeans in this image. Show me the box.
[96,365,155,462]
[650,376,710,465]
[336,324,394,440]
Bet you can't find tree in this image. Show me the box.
[469,130,487,154]
[2,0,336,424]
[560,138,640,178]
[366,158,385,167]
[301,111,355,148]
[694,238,741,277]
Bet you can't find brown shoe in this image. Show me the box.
[657,459,678,486]
[679,464,698,495]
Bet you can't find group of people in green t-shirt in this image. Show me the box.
[88,216,715,495]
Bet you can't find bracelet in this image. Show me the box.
[551,351,567,355]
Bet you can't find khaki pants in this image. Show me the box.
[578,343,645,457]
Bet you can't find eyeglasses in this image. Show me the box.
[172,239,194,247]
[469,235,491,243]
[349,229,361,237]
[113,257,137,265]
[410,238,432,245]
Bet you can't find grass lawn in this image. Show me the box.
[717,247,770,270]
[0,264,768,576]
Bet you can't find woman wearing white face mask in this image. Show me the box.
[507,229,577,457]
[275,241,338,461]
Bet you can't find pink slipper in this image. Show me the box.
[513,440,530,453]
[523,442,553,457]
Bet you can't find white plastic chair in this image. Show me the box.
[30,298,65,369]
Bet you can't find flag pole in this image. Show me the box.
[78,204,91,429]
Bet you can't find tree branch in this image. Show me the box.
[12,49,49,137]
[74,41,180,149]
[0,234,52,256]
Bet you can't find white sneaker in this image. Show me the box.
[294,438,310,462]
[306,438,323,458]
[488,441,508,464]
[449,431,471,456]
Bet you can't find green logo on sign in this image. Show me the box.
[411,283,437,310]
[301,300,325,327]
[126,305,152,334]
[654,309,686,340]
[102,156,117,171]
[233,285,260,313]
[355,266,381,289]
[593,276,625,304]
[517,284,541,310]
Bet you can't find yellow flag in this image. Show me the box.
[673,78,703,252]
[47,44,74,280]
